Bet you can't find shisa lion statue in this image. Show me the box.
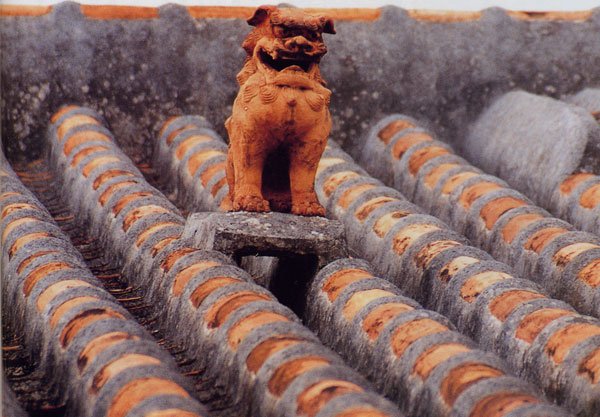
[225,5,335,216]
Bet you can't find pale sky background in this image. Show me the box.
[2,0,599,11]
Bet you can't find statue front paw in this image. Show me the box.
[292,201,325,217]
[233,194,270,212]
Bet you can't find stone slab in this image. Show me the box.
[182,211,348,267]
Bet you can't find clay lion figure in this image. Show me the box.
[225,5,335,216]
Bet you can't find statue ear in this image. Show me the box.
[247,5,276,26]
[320,16,335,34]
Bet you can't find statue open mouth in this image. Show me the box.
[258,48,314,73]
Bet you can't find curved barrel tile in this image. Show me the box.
[153,115,229,212]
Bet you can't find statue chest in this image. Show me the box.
[237,82,330,126]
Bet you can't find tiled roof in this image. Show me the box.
[2,4,600,417]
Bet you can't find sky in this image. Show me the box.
[2,0,599,11]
